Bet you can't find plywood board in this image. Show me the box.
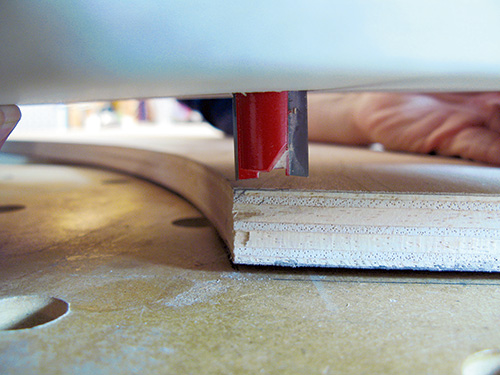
[4,134,500,271]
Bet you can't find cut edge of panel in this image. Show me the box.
[232,188,500,271]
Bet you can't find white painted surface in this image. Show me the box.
[2,1,500,104]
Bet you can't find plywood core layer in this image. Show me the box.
[233,189,500,270]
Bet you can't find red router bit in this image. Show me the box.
[233,91,309,180]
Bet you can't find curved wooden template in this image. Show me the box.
[2,140,236,254]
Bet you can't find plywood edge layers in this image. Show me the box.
[232,188,500,271]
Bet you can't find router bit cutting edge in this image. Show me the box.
[233,91,309,180]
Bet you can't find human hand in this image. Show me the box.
[353,92,500,165]
[0,105,21,150]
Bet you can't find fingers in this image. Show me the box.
[435,125,500,165]
[472,93,500,133]
[355,92,500,165]
[421,110,484,154]
[313,92,500,166]
[0,105,21,149]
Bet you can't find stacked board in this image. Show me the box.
[4,135,500,271]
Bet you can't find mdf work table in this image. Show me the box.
[1,148,500,375]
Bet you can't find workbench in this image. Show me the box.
[1,152,500,375]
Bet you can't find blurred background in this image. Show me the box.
[11,99,225,139]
